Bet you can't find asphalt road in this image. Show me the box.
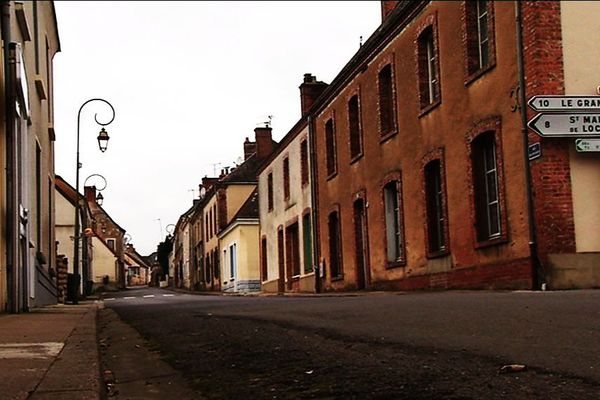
[103,287,600,399]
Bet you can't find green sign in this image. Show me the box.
[575,138,600,152]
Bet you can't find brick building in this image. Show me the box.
[309,1,600,291]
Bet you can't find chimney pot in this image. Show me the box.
[299,74,328,117]
[255,126,274,160]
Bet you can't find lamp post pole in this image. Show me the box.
[73,99,115,304]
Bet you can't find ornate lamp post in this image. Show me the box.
[83,173,108,206]
[73,99,115,304]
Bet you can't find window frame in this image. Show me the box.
[416,14,441,115]
[325,115,338,179]
[377,58,398,142]
[347,91,363,162]
[381,174,406,268]
[463,0,496,84]
[422,150,450,258]
[467,117,508,249]
[283,156,290,201]
[267,172,274,212]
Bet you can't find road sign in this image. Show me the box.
[528,95,600,112]
[528,113,600,137]
[528,142,541,161]
[575,138,600,152]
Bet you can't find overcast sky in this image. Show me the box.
[53,1,381,255]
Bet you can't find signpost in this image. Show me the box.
[575,138,600,152]
[527,113,600,137]
[528,95,600,112]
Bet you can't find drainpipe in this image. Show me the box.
[2,1,18,312]
[516,0,543,290]
[307,114,321,293]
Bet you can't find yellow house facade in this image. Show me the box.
[218,190,260,293]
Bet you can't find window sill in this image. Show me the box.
[474,235,507,250]
[385,260,406,270]
[350,152,364,165]
[464,62,496,86]
[418,98,441,118]
[426,248,450,259]
[331,275,344,282]
[326,171,338,181]
[380,129,398,144]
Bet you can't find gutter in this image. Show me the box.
[515,0,543,290]
[307,115,321,293]
[2,1,17,312]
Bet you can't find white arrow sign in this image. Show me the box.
[575,138,600,152]
[528,113,600,137]
[528,95,600,112]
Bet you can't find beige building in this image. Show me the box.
[0,1,61,311]
[92,236,118,288]
[218,190,260,293]
[548,2,600,288]
[258,105,316,293]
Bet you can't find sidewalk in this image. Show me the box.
[0,301,101,400]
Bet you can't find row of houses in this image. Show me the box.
[0,1,150,313]
[170,0,600,294]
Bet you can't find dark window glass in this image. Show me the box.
[425,160,447,253]
[384,181,403,262]
[267,173,274,211]
[328,211,343,278]
[302,213,313,273]
[325,118,337,176]
[472,132,501,241]
[418,26,439,107]
[300,139,309,185]
[378,64,396,135]
[348,95,362,158]
[283,157,290,200]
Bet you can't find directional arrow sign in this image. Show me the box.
[575,138,600,152]
[528,113,600,137]
[528,95,600,112]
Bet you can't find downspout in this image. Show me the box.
[2,1,17,312]
[307,114,321,293]
[516,0,543,290]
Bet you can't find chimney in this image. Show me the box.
[381,1,400,22]
[244,137,256,160]
[299,73,328,117]
[84,186,96,203]
[255,126,274,160]
[201,177,218,191]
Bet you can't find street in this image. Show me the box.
[100,287,600,399]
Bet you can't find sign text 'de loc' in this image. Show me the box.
[528,113,600,137]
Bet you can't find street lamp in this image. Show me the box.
[73,99,115,304]
[84,173,108,206]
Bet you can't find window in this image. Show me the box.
[205,214,208,239]
[229,243,236,279]
[261,237,268,281]
[209,209,213,238]
[425,160,447,254]
[213,204,217,234]
[107,238,116,251]
[418,26,439,109]
[348,94,362,159]
[383,181,404,263]
[466,0,494,77]
[206,252,212,283]
[283,157,290,200]
[328,211,343,278]
[472,132,501,241]
[325,118,337,176]
[378,64,396,136]
[302,213,313,273]
[300,139,309,186]
[267,172,274,211]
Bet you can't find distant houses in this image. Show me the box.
[166,1,600,294]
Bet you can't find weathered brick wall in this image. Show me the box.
[522,1,576,258]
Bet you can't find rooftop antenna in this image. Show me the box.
[258,115,273,128]
[188,188,196,200]
[359,35,363,47]
[206,162,222,176]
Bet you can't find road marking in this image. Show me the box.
[104,298,116,301]
[143,295,155,298]
[124,296,135,300]
[0,342,64,359]
[162,294,175,297]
